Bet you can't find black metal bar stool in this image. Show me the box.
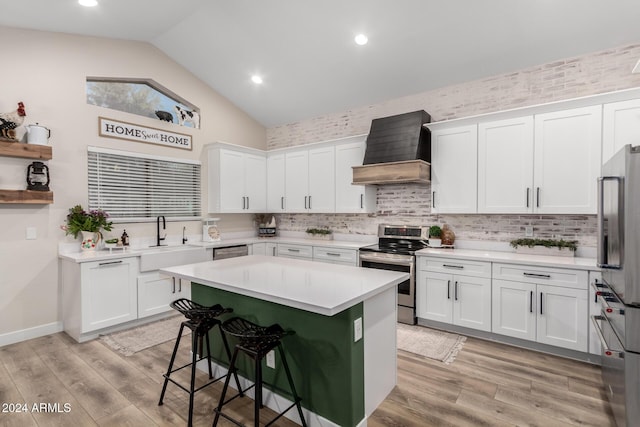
[212,317,307,427]
[159,298,243,427]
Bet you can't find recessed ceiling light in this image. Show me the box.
[78,0,98,6]
[251,75,263,85]
[354,34,368,46]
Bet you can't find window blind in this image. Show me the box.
[88,147,201,220]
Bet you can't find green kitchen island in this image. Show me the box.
[160,255,408,427]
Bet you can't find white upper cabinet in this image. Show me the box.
[285,146,335,213]
[267,153,286,212]
[533,105,601,214]
[602,99,640,165]
[335,139,376,213]
[207,144,267,213]
[431,125,478,213]
[478,117,534,213]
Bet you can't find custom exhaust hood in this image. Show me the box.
[352,110,431,185]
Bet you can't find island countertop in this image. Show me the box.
[160,255,408,316]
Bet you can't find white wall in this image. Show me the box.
[0,26,266,341]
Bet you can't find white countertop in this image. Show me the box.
[416,247,598,271]
[160,255,408,316]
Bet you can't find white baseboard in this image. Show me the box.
[0,321,63,348]
[196,359,358,427]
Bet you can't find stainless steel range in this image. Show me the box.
[595,144,640,427]
[359,224,429,325]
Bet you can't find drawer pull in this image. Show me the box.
[447,280,451,300]
[523,272,551,279]
[287,248,300,253]
[454,281,459,301]
[530,290,533,313]
[326,253,341,257]
[540,292,544,315]
[443,264,464,270]
[98,260,123,266]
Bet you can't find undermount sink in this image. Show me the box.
[135,245,208,272]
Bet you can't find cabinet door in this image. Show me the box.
[533,106,602,214]
[265,242,278,256]
[431,125,478,213]
[491,279,536,341]
[335,140,375,213]
[602,99,640,165]
[536,284,588,352]
[138,272,176,318]
[267,153,286,212]
[285,150,309,212]
[478,117,534,213]
[416,271,453,324]
[244,153,267,212]
[218,149,246,212]
[308,146,335,212]
[81,258,138,332]
[453,275,492,332]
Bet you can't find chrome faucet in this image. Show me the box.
[182,226,188,244]
[156,215,167,246]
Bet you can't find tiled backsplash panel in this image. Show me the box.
[268,43,640,248]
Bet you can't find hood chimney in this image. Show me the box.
[352,110,431,185]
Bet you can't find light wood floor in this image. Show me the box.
[0,330,615,427]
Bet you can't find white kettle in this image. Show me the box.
[26,123,51,145]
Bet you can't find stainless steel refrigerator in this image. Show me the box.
[595,144,640,427]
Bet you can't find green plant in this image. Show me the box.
[509,238,577,252]
[306,227,332,235]
[62,205,113,238]
[429,225,442,238]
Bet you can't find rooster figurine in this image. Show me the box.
[0,102,26,140]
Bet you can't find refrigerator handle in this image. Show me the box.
[597,176,623,269]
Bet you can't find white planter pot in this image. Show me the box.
[515,246,575,257]
[429,238,442,248]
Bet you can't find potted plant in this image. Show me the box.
[509,238,577,257]
[429,225,442,247]
[62,205,113,251]
[305,227,333,241]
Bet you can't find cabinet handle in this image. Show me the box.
[454,281,459,301]
[540,292,543,315]
[246,196,249,210]
[281,196,284,210]
[242,196,246,209]
[178,279,182,293]
[272,246,277,256]
[443,264,464,269]
[530,290,533,313]
[308,195,312,209]
[304,196,308,209]
[526,188,530,208]
[172,277,176,294]
[360,193,364,209]
[523,272,551,279]
[326,252,341,257]
[98,260,123,266]
[536,187,540,208]
[432,191,436,209]
[288,248,300,253]
[447,280,451,299]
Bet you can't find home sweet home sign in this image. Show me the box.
[99,117,192,150]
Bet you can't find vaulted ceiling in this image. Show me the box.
[2,0,640,126]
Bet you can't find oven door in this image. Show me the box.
[359,252,415,324]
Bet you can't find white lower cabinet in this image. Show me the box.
[251,242,277,256]
[61,257,139,341]
[312,246,358,266]
[416,257,492,332]
[492,263,588,352]
[277,243,313,259]
[138,272,190,318]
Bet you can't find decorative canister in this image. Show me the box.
[441,224,456,246]
[80,230,101,251]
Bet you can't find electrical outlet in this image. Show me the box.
[266,350,275,368]
[354,317,363,342]
[525,226,533,237]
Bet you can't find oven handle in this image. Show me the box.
[590,279,611,303]
[358,253,414,267]
[591,315,624,359]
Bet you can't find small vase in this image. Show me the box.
[80,230,101,251]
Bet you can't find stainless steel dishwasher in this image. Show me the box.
[212,244,249,260]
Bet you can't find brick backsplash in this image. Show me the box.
[268,43,640,249]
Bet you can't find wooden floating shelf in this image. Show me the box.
[352,160,430,185]
[0,140,52,160]
[0,190,54,204]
